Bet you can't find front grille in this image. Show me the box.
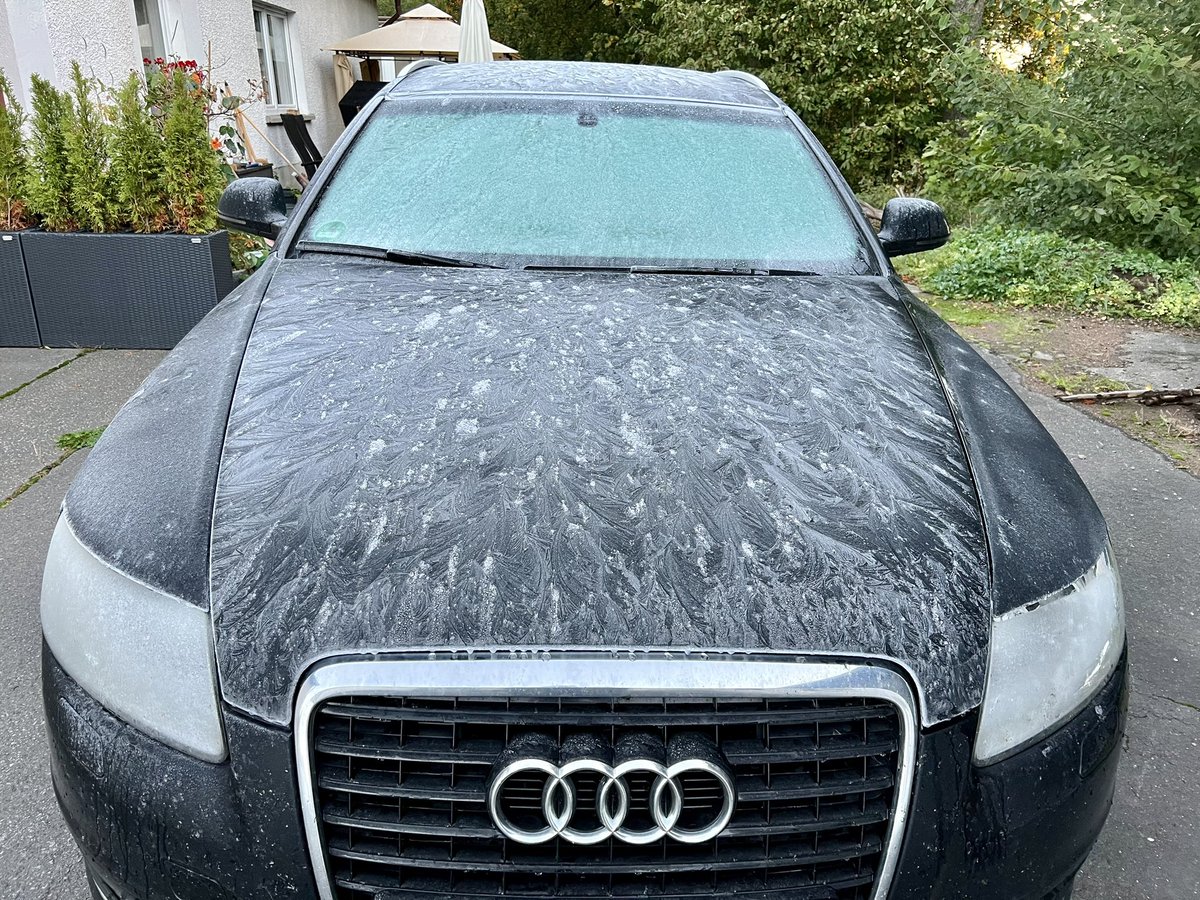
[308,693,903,899]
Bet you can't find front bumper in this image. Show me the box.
[44,645,1128,900]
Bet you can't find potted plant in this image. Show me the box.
[0,71,39,347]
[14,61,236,349]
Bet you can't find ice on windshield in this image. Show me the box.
[300,97,865,271]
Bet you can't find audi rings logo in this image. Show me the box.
[487,733,737,846]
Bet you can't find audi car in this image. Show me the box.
[43,61,1127,900]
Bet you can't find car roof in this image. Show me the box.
[388,60,780,110]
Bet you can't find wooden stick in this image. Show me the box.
[239,112,307,182]
[859,201,883,228]
[1059,387,1200,405]
[224,83,267,164]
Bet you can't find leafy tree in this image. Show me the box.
[110,72,168,233]
[160,68,225,234]
[924,0,1200,259]
[977,0,1073,78]
[374,0,644,62]
[0,70,32,230]
[64,61,119,233]
[377,0,432,17]
[614,0,956,189]
[25,75,75,231]
[485,0,649,62]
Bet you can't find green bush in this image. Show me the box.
[228,230,270,273]
[25,74,75,231]
[0,71,31,230]
[12,61,233,235]
[900,227,1200,328]
[110,72,168,233]
[923,0,1200,260]
[612,0,954,189]
[64,62,118,233]
[159,68,225,234]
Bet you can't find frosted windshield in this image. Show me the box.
[300,96,867,272]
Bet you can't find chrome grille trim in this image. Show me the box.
[294,652,919,900]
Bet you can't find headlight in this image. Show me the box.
[974,544,1125,765]
[41,515,226,762]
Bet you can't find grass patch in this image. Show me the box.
[0,349,93,402]
[1121,409,1197,465]
[1027,367,1198,471]
[918,291,1041,350]
[898,227,1200,329]
[57,428,105,452]
[1033,368,1129,395]
[0,427,105,510]
[922,295,1003,327]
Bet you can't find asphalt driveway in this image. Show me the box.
[0,346,1196,899]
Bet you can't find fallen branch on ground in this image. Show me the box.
[1059,387,1200,405]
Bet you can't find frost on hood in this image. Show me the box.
[210,259,991,726]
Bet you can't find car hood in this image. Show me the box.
[210,258,991,726]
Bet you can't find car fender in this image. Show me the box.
[61,257,278,607]
[898,281,1109,616]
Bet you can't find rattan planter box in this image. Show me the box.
[22,231,236,349]
[0,232,40,348]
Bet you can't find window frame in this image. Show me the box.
[253,4,301,111]
[134,0,168,62]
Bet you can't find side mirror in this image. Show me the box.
[217,178,289,239]
[877,198,949,257]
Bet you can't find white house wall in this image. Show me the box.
[0,0,377,183]
[197,0,377,183]
[287,0,378,154]
[41,0,144,86]
[0,0,59,106]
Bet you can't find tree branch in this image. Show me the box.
[1059,387,1200,405]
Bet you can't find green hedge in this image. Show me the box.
[899,227,1200,329]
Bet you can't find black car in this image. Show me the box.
[42,61,1127,900]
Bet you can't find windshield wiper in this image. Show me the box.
[629,265,822,276]
[295,240,389,259]
[295,241,501,269]
[384,249,502,269]
[523,263,821,276]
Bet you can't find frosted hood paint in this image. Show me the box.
[209,258,991,726]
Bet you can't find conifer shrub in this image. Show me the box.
[63,62,118,233]
[14,60,236,235]
[0,71,32,230]
[159,67,225,234]
[25,74,75,231]
[110,72,168,233]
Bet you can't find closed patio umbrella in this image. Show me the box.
[458,0,493,63]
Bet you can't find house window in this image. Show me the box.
[254,6,298,108]
[133,0,167,61]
